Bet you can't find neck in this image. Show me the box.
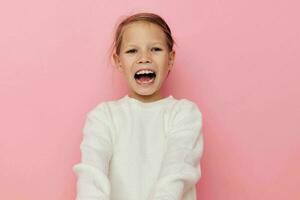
[128,90,165,103]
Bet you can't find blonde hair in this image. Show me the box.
[109,12,176,61]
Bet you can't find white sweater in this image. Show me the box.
[73,94,204,200]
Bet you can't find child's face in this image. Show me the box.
[113,21,175,101]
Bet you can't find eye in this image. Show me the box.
[125,49,137,54]
[152,47,162,52]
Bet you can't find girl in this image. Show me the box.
[73,12,204,200]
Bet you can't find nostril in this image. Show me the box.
[138,60,151,64]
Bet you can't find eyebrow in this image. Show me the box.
[125,42,164,47]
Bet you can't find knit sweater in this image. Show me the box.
[73,94,204,200]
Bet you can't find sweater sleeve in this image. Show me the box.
[73,103,113,200]
[148,100,204,200]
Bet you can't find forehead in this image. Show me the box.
[121,22,166,45]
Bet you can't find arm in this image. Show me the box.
[148,100,204,200]
[73,103,113,200]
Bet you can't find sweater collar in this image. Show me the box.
[123,94,174,108]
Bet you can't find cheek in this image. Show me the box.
[123,67,134,79]
[158,54,170,65]
[121,57,136,69]
[161,59,171,71]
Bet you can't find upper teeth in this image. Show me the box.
[136,70,155,75]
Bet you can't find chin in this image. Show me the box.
[133,88,157,96]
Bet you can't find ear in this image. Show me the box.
[168,50,175,71]
[113,53,123,72]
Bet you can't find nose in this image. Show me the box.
[137,50,152,64]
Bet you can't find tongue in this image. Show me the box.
[139,76,151,82]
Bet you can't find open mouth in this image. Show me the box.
[134,69,156,85]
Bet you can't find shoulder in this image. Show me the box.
[82,101,114,141]
[166,97,203,134]
[86,97,123,120]
[170,97,202,119]
[85,101,111,121]
[164,97,203,131]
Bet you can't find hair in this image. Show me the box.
[109,12,176,66]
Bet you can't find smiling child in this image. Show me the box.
[73,12,204,200]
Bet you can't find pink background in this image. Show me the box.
[1,0,299,200]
